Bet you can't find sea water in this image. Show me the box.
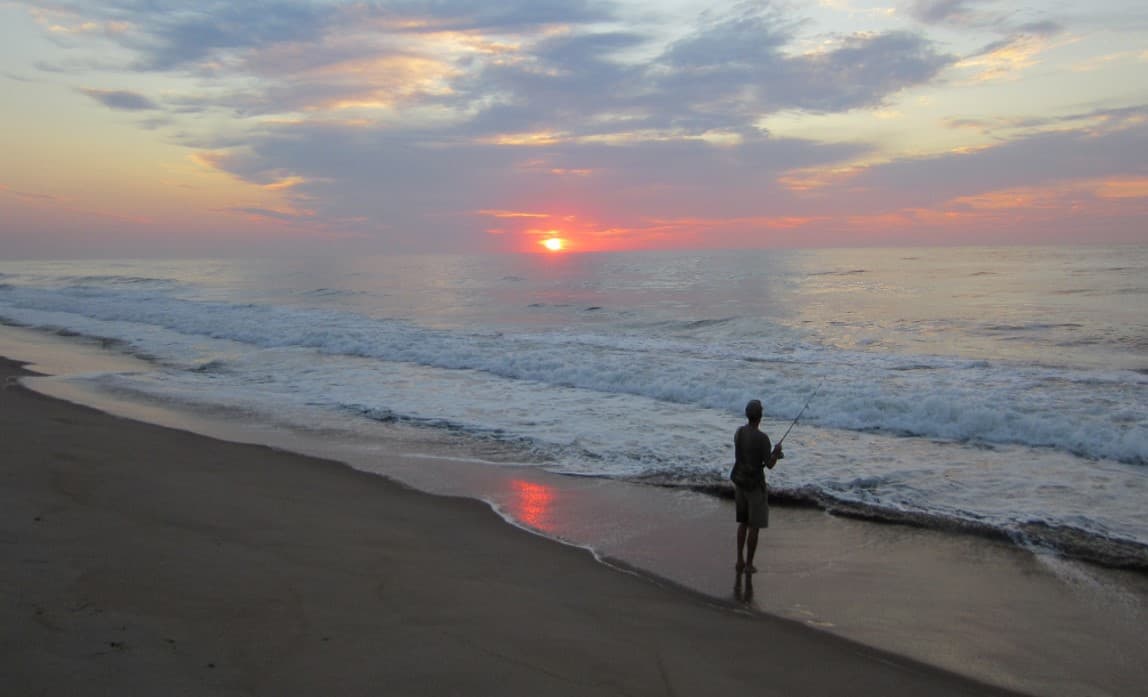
[1,246,1145,568]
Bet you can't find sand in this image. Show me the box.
[0,355,1032,697]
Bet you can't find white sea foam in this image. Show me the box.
[1,282,1143,465]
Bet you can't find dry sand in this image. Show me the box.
[0,356,1029,697]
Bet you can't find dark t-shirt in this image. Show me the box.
[734,425,771,488]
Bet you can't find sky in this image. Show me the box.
[1,0,1146,257]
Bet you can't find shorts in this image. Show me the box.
[735,484,769,529]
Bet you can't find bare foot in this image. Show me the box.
[744,564,758,574]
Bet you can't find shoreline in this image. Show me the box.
[0,355,1031,696]
[4,330,1148,696]
[665,481,1148,574]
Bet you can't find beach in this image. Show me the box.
[4,0,1146,689]
[1,354,1039,697]
[2,247,1146,697]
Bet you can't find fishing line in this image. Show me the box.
[776,379,824,446]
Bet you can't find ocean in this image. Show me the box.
[1,245,1146,570]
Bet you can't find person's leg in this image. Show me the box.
[735,487,749,571]
[736,523,748,571]
[745,527,760,572]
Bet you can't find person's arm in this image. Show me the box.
[766,441,783,469]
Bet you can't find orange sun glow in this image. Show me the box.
[541,237,565,252]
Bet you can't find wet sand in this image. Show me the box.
[0,354,1039,697]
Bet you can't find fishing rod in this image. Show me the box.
[776,379,824,447]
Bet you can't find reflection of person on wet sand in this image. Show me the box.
[730,399,783,574]
[733,568,755,603]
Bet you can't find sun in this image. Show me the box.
[541,237,565,252]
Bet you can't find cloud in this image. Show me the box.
[906,0,984,25]
[374,0,613,31]
[968,19,1064,59]
[782,31,953,111]
[78,87,159,110]
[906,0,1064,36]
[224,206,313,223]
[39,4,949,181]
[653,15,952,127]
[944,104,1148,137]
[28,1,1074,251]
[1014,20,1064,37]
[0,184,59,201]
[942,12,1065,82]
[31,0,613,71]
[182,108,870,253]
[831,109,1148,213]
[445,10,952,141]
[47,1,333,71]
[34,2,952,127]
[750,108,1148,247]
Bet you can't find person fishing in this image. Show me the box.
[731,399,783,573]
[730,381,822,574]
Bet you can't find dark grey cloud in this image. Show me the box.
[906,0,982,24]
[143,4,327,70]
[660,9,794,70]
[658,21,951,123]
[907,0,1066,40]
[443,30,650,136]
[79,87,159,110]
[674,18,950,115]
[779,31,953,112]
[449,11,953,139]
[34,0,332,70]
[375,0,614,31]
[1014,20,1064,37]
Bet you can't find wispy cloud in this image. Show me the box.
[956,33,1053,82]
[830,110,1148,212]
[0,184,59,201]
[905,0,988,25]
[79,87,159,110]
[224,206,313,223]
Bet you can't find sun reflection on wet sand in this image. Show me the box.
[509,479,556,532]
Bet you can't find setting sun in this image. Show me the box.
[541,237,565,252]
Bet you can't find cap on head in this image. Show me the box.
[745,399,763,420]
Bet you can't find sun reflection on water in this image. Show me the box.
[509,479,556,532]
